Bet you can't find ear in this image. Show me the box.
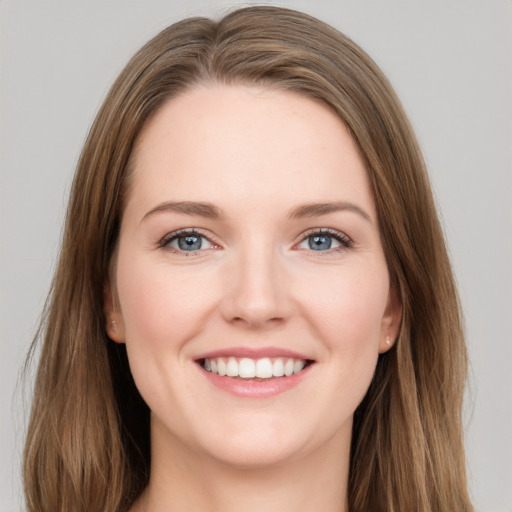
[104,281,126,343]
[378,285,402,354]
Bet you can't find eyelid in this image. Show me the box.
[294,227,353,251]
[157,227,352,254]
[158,228,221,252]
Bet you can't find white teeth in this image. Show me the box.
[272,358,285,377]
[226,357,239,377]
[239,358,256,378]
[217,359,227,377]
[294,360,306,373]
[255,358,273,378]
[284,359,294,377]
[202,356,309,379]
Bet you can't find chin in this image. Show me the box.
[204,438,306,470]
[191,413,346,470]
[166,412,312,470]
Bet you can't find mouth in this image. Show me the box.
[198,357,314,380]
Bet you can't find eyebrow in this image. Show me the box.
[141,200,372,223]
[288,202,372,223]
[142,201,223,222]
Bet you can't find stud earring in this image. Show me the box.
[111,320,117,331]
[386,335,391,346]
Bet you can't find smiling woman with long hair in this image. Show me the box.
[23,6,473,512]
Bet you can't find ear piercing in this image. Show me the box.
[386,336,391,346]
[110,320,117,331]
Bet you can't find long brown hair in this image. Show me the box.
[23,6,473,511]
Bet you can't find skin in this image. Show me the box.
[106,84,401,512]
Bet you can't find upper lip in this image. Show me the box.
[194,346,313,361]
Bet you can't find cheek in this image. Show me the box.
[296,263,390,351]
[114,257,215,413]
[116,256,215,352]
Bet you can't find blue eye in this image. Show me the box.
[308,234,336,251]
[297,230,351,252]
[162,230,213,252]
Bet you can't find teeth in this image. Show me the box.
[226,357,238,377]
[272,358,285,377]
[294,360,306,373]
[217,359,227,377]
[256,358,273,378]
[284,359,294,377]
[239,358,256,378]
[202,356,309,379]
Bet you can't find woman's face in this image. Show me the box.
[108,85,400,468]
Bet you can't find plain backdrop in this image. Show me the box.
[1,1,511,511]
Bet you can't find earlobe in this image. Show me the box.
[104,282,126,343]
[379,334,396,354]
[379,286,402,354]
[107,318,125,343]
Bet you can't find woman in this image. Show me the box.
[23,6,473,512]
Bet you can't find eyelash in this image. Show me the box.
[158,228,353,255]
[158,228,218,255]
[297,228,353,253]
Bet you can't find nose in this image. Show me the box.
[220,243,292,329]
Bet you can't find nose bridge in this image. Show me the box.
[223,234,289,327]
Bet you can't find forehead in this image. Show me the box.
[125,84,375,219]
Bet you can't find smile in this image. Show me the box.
[195,348,315,397]
[201,357,310,379]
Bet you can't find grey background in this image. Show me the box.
[1,1,510,511]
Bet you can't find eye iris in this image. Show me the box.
[309,234,332,251]
[178,235,202,251]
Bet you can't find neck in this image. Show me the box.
[133,420,350,512]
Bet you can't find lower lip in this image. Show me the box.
[199,364,313,398]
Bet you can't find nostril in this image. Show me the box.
[230,315,285,329]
